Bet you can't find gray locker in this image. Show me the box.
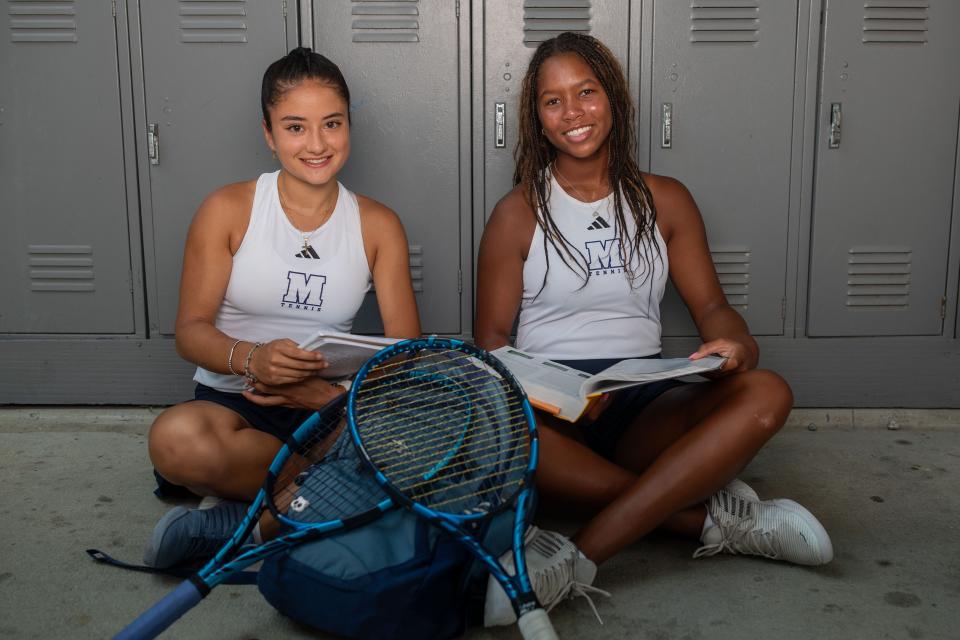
[139,1,291,335]
[651,0,801,337]
[0,0,135,333]
[312,0,463,335]
[807,0,960,336]
[481,0,631,223]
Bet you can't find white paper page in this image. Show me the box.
[580,356,724,396]
[493,348,590,398]
[297,331,399,378]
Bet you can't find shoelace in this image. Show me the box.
[692,516,783,560]
[530,548,611,625]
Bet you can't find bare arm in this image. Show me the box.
[358,195,421,339]
[175,182,327,385]
[475,187,538,351]
[650,174,758,374]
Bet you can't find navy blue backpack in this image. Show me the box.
[257,478,517,639]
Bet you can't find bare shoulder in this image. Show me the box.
[193,180,256,227]
[355,193,403,228]
[491,184,537,226]
[642,172,701,241]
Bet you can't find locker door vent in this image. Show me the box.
[712,247,749,309]
[862,1,928,44]
[179,0,248,44]
[27,245,95,292]
[352,0,420,43]
[523,0,592,47]
[8,0,77,43]
[690,1,759,44]
[369,245,423,292]
[846,246,911,308]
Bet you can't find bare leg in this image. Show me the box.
[536,369,793,564]
[148,401,283,501]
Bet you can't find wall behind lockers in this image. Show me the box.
[1,0,959,406]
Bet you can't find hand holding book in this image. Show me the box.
[491,346,726,422]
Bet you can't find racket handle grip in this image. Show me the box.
[114,579,205,640]
[517,608,559,640]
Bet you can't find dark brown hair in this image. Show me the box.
[261,47,350,130]
[515,32,661,290]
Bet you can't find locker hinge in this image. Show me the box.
[780,298,787,320]
[458,269,463,294]
[128,270,134,295]
[455,0,460,19]
[111,0,117,17]
[282,0,287,18]
[941,296,947,319]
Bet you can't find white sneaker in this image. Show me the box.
[483,526,610,627]
[724,478,759,501]
[695,485,834,566]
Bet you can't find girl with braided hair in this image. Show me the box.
[476,32,833,626]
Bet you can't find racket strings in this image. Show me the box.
[353,347,533,515]
[269,414,388,525]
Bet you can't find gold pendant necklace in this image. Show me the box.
[278,174,334,254]
[552,164,607,217]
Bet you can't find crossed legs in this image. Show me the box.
[535,368,794,564]
[148,401,283,501]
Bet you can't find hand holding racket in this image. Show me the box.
[346,337,559,640]
[115,394,392,639]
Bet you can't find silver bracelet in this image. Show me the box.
[227,339,244,376]
[244,342,264,383]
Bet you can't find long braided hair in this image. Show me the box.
[515,32,661,292]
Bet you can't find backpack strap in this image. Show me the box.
[85,549,258,585]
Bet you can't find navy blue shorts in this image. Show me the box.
[153,384,317,499]
[555,356,687,460]
[193,383,316,442]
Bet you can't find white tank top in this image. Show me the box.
[516,174,669,360]
[194,171,371,392]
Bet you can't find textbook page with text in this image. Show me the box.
[297,330,399,379]
[492,346,724,422]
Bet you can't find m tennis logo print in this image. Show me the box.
[587,217,610,231]
[282,271,326,312]
[584,237,625,275]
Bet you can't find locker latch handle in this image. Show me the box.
[495,103,506,149]
[828,103,841,149]
[661,103,673,149]
[148,123,160,165]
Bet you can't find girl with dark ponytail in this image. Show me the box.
[141,48,420,569]
[476,33,832,627]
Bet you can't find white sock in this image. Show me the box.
[252,523,263,545]
[700,512,716,541]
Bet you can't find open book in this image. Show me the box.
[297,330,399,379]
[491,346,725,422]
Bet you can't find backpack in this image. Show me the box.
[257,483,518,639]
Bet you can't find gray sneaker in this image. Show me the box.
[142,500,249,569]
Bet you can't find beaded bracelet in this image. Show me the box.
[244,342,264,384]
[227,339,244,376]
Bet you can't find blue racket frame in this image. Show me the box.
[346,336,543,616]
[115,395,394,640]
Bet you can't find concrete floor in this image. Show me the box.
[0,407,958,640]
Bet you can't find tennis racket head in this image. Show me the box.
[262,393,387,528]
[346,337,538,519]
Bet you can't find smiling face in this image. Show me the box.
[535,52,612,163]
[262,79,350,188]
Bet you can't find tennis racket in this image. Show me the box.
[115,394,392,640]
[346,337,558,640]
